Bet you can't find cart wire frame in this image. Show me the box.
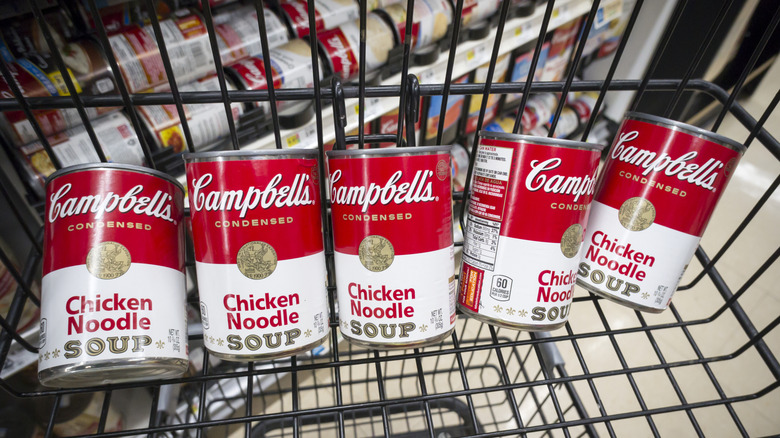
[0,0,778,436]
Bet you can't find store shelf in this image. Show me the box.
[234,0,617,153]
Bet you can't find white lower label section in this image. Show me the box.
[335,246,455,345]
[577,201,700,310]
[39,264,187,370]
[196,252,329,357]
[462,237,578,326]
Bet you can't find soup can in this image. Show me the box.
[0,38,118,147]
[278,0,359,39]
[225,38,321,125]
[379,0,452,51]
[316,12,396,81]
[213,5,289,65]
[327,146,456,349]
[107,10,214,93]
[458,132,604,330]
[0,9,74,62]
[136,75,244,153]
[17,112,145,195]
[185,150,329,360]
[577,112,745,312]
[39,163,188,387]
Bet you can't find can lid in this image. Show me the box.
[467,21,492,40]
[624,112,746,153]
[279,101,315,129]
[327,145,452,158]
[478,130,606,151]
[45,163,185,192]
[184,148,318,162]
[412,45,440,66]
[372,8,403,46]
[512,0,536,18]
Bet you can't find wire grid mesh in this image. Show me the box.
[0,0,777,436]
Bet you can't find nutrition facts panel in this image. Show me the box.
[463,216,500,270]
[463,143,514,271]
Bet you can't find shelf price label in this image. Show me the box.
[466,45,488,69]
[285,124,317,149]
[353,97,382,121]
[286,133,301,148]
[420,68,437,83]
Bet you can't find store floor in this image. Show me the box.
[226,65,780,438]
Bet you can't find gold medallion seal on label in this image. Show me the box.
[86,241,131,279]
[560,223,583,258]
[237,241,277,280]
[358,235,394,272]
[436,159,449,181]
[618,197,656,231]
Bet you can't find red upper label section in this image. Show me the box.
[318,28,357,81]
[595,119,742,236]
[329,154,453,256]
[281,1,323,38]
[44,169,185,275]
[186,158,323,263]
[474,138,601,243]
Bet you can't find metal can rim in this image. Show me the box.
[183,149,318,162]
[624,111,746,153]
[326,145,452,158]
[45,163,184,192]
[478,130,606,152]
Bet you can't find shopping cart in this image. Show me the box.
[0,0,778,436]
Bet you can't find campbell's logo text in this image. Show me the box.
[330,169,436,213]
[525,158,598,203]
[190,173,315,218]
[49,183,175,224]
[325,33,353,78]
[610,131,725,191]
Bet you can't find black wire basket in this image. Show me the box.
[0,0,778,436]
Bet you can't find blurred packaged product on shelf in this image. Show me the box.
[213,4,290,65]
[463,53,511,135]
[0,38,118,147]
[136,74,244,153]
[278,0,359,39]
[316,12,397,81]
[16,112,144,194]
[379,0,453,52]
[107,9,215,93]
[70,0,171,34]
[0,9,74,62]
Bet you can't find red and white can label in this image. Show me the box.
[281,0,359,38]
[108,12,215,93]
[186,157,329,357]
[40,168,187,371]
[21,112,145,187]
[577,117,742,310]
[214,6,288,65]
[459,136,600,327]
[228,40,321,113]
[329,152,455,345]
[137,75,244,152]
